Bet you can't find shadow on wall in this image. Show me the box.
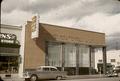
[35,24,57,52]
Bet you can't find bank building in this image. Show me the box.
[0,16,107,77]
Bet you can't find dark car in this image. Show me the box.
[0,76,4,81]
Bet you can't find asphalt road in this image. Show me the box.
[2,77,120,81]
[49,77,120,81]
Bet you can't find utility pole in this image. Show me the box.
[0,0,3,33]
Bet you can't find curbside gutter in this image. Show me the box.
[66,74,107,80]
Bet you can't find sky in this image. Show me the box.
[1,0,120,50]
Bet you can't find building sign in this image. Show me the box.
[31,14,39,39]
[0,33,16,44]
[0,33,16,40]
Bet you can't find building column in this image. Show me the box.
[45,41,49,66]
[19,23,26,77]
[76,44,79,75]
[89,46,92,75]
[102,46,107,74]
[61,43,65,71]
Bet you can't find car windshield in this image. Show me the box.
[36,67,42,71]
[50,68,58,71]
[116,66,120,68]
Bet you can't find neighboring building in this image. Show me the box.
[19,20,106,76]
[0,24,22,73]
[107,50,120,67]
[95,49,120,68]
[1,24,22,42]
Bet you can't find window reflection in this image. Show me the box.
[48,42,62,67]
[47,42,90,68]
[64,44,76,67]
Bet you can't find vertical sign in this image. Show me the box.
[31,14,39,39]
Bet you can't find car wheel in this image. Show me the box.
[30,75,38,81]
[56,76,62,80]
[116,75,118,77]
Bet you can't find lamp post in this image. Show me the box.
[0,0,3,33]
[0,0,3,80]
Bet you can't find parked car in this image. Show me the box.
[113,66,120,73]
[23,66,67,81]
[106,70,118,77]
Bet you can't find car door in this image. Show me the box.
[42,67,51,79]
[50,67,59,79]
[37,67,50,79]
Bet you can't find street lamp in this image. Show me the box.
[0,0,3,33]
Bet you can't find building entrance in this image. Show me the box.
[0,33,20,73]
[0,56,19,73]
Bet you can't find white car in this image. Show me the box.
[23,66,67,81]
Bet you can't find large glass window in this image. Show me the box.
[110,59,116,63]
[79,45,90,67]
[64,44,76,67]
[47,42,90,68]
[48,42,62,67]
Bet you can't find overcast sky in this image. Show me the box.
[1,0,120,50]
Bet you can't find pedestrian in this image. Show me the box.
[0,76,4,81]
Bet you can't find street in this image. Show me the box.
[60,77,120,81]
[50,77,120,81]
[2,77,120,81]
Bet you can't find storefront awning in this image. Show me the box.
[0,53,19,56]
[0,43,20,48]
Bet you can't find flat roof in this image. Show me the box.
[39,23,105,46]
[1,24,22,30]
[40,23,105,35]
[26,21,105,46]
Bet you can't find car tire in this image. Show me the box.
[56,76,62,80]
[30,75,38,81]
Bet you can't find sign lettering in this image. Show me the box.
[0,33,16,40]
[31,14,39,39]
[0,33,16,44]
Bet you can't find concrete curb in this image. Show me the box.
[66,74,106,80]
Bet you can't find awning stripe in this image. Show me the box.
[0,53,19,56]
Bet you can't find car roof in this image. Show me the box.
[116,66,120,68]
[37,66,57,69]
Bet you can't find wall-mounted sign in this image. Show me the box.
[31,14,39,39]
[0,33,16,44]
[1,39,14,44]
[0,33,16,40]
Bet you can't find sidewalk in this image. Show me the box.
[0,74,24,81]
[0,73,106,81]
[0,73,19,78]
